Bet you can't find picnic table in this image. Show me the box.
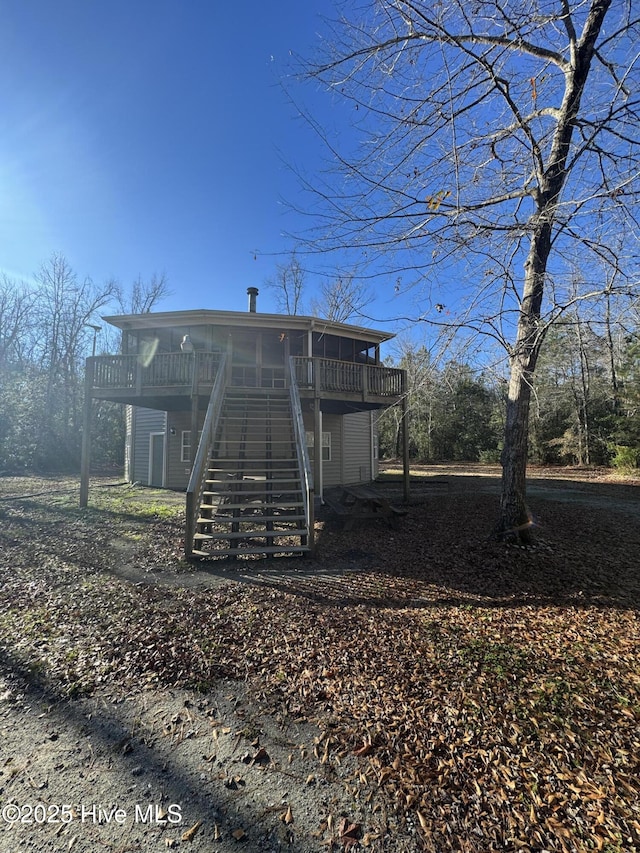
[323,484,407,530]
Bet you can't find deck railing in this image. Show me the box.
[92,351,221,390]
[291,357,405,397]
[185,354,228,558]
[288,357,315,552]
[90,352,404,399]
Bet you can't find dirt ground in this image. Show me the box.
[1,465,639,852]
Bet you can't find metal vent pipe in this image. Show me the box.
[247,287,258,312]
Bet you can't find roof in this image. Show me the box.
[102,308,395,344]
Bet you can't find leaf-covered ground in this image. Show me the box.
[0,467,639,851]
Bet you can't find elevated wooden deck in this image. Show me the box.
[87,353,405,410]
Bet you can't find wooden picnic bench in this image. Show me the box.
[323,484,408,530]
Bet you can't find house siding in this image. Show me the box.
[166,411,196,490]
[342,411,373,484]
[128,406,377,491]
[300,410,372,489]
[318,413,342,489]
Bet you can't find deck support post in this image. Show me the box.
[189,351,199,467]
[80,357,95,507]
[190,395,199,463]
[402,393,410,503]
[313,397,322,502]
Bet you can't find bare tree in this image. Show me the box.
[298,0,640,541]
[33,253,118,465]
[0,274,35,368]
[310,273,373,322]
[266,253,306,315]
[117,273,171,314]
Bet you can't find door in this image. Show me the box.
[149,432,165,487]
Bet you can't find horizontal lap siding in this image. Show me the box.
[301,412,343,489]
[166,411,195,490]
[342,411,373,485]
[320,413,342,488]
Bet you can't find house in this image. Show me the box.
[80,289,407,559]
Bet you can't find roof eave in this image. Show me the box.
[102,308,394,343]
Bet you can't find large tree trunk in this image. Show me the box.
[500,362,535,542]
[495,0,611,542]
[497,221,550,543]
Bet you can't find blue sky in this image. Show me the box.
[1,0,410,326]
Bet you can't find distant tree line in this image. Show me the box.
[0,254,168,474]
[1,251,637,476]
[378,320,640,472]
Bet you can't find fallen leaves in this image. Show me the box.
[280,804,294,824]
[2,475,640,851]
[337,817,361,850]
[181,820,202,842]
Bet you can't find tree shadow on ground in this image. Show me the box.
[0,649,316,853]
[209,473,640,613]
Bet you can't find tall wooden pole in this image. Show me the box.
[80,357,95,507]
[402,394,410,503]
[190,351,199,468]
[313,397,322,502]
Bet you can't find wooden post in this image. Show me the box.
[313,397,322,503]
[190,393,199,468]
[226,333,233,384]
[190,351,198,395]
[314,359,321,396]
[135,358,143,395]
[80,357,95,507]
[402,393,410,503]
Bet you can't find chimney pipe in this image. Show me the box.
[247,287,259,313]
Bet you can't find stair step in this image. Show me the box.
[215,434,295,446]
[207,466,298,477]
[210,459,299,466]
[202,492,304,502]
[206,483,302,491]
[222,414,292,420]
[205,477,302,485]
[197,513,306,524]
[204,500,305,511]
[225,392,289,396]
[204,478,300,486]
[195,529,309,542]
[190,545,310,558]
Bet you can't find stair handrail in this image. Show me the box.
[185,353,227,557]
[288,356,315,551]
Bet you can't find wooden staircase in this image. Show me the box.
[190,388,311,559]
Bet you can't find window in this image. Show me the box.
[306,430,331,462]
[181,430,202,463]
[181,431,191,463]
